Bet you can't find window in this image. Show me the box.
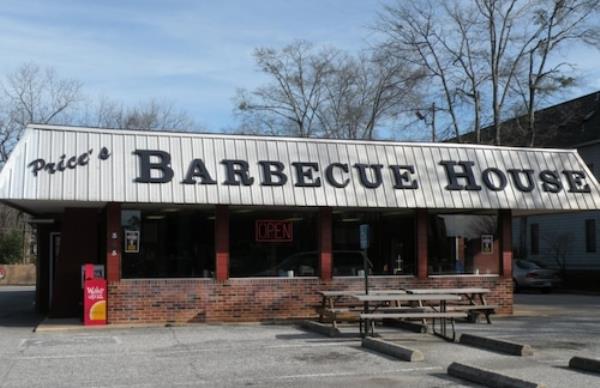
[530,224,539,255]
[332,211,415,276]
[428,213,499,275]
[586,219,596,253]
[229,208,318,277]
[121,208,215,278]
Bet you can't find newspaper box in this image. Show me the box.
[83,264,107,325]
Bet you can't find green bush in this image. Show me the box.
[0,230,23,264]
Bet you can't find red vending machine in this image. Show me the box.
[83,264,107,326]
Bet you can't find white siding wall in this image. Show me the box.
[1,125,600,211]
[513,211,600,270]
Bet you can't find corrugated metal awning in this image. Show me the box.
[1,124,599,213]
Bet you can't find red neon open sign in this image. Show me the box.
[255,220,293,242]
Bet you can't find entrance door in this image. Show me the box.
[49,232,61,309]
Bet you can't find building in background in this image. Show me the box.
[460,91,600,288]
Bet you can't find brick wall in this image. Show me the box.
[108,276,512,324]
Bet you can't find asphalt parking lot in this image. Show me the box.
[0,286,599,387]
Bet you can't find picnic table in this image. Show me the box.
[404,288,497,324]
[352,293,465,341]
[316,290,407,328]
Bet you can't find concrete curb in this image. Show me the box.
[447,362,546,388]
[299,320,341,337]
[34,318,199,333]
[569,356,600,374]
[361,337,424,361]
[459,333,534,356]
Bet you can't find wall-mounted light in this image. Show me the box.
[146,215,165,220]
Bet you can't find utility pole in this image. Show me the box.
[431,102,436,142]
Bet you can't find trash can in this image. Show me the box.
[83,263,107,326]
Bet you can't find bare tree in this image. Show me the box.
[512,0,600,146]
[377,0,600,145]
[543,231,573,280]
[316,51,423,140]
[443,3,488,143]
[235,41,335,138]
[377,2,464,141]
[87,97,195,131]
[235,40,422,140]
[0,63,82,163]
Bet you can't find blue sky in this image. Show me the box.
[0,0,383,132]
[1,0,600,135]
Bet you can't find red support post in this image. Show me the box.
[215,205,230,281]
[500,209,513,279]
[106,202,121,283]
[319,207,333,280]
[416,209,428,280]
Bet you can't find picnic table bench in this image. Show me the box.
[316,290,407,328]
[353,293,465,341]
[405,288,497,324]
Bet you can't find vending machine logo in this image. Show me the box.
[86,286,105,300]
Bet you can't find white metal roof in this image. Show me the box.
[1,124,599,213]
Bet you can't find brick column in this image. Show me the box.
[416,208,428,280]
[106,203,121,282]
[215,205,229,281]
[500,209,513,279]
[319,207,333,280]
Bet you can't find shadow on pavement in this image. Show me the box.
[276,332,359,341]
[553,365,600,377]
[429,372,482,387]
[0,286,43,329]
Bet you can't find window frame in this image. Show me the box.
[120,206,216,279]
[530,223,540,255]
[585,219,596,253]
[427,211,500,276]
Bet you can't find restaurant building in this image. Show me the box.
[1,124,599,324]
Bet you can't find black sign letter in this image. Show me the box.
[481,168,507,191]
[222,159,254,186]
[354,164,384,189]
[182,159,217,185]
[389,165,418,189]
[258,161,288,186]
[508,169,535,192]
[563,170,591,193]
[133,150,174,183]
[292,162,321,187]
[325,163,349,188]
[27,159,45,177]
[539,170,562,193]
[439,161,482,191]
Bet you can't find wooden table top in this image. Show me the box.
[352,293,462,302]
[317,290,406,297]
